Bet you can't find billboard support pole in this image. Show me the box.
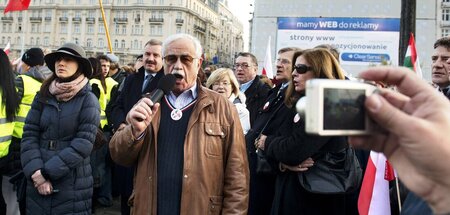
[399,0,416,66]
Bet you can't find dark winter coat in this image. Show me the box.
[265,107,348,215]
[245,86,295,215]
[244,75,271,127]
[21,83,100,215]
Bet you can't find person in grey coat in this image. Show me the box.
[20,43,100,215]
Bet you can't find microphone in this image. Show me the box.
[137,74,176,121]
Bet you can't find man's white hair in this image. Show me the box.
[162,33,203,58]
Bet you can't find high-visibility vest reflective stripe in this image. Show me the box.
[90,79,107,128]
[13,75,42,138]
[0,93,15,158]
[90,78,117,129]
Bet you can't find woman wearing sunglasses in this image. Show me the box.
[255,48,350,215]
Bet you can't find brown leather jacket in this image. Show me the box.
[109,85,250,215]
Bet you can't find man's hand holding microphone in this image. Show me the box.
[126,74,176,138]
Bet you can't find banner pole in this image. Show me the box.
[99,0,113,53]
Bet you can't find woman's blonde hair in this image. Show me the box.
[205,68,240,96]
[285,48,346,107]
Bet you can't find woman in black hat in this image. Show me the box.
[20,43,100,214]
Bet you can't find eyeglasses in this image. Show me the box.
[163,54,197,65]
[234,63,253,69]
[212,81,231,87]
[293,64,312,74]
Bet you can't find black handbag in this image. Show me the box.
[255,105,283,175]
[298,146,362,194]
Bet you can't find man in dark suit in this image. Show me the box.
[107,39,164,215]
[234,52,271,126]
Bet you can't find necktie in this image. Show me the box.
[142,75,152,92]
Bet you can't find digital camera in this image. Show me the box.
[296,79,377,136]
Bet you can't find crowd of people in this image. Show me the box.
[0,33,450,215]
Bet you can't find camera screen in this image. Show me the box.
[323,88,365,130]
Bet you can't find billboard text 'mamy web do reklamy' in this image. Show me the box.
[277,17,400,75]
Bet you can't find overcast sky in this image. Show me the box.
[228,0,254,51]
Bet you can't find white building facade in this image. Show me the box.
[0,0,243,65]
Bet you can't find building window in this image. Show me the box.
[46,10,51,17]
[30,37,34,45]
[87,39,93,47]
[121,25,127,34]
[150,25,162,35]
[16,36,20,45]
[88,10,95,18]
[99,24,105,34]
[87,24,94,34]
[76,0,81,3]
[443,9,450,21]
[98,38,104,48]
[114,39,119,48]
[177,12,182,19]
[75,11,81,18]
[62,11,68,18]
[44,23,51,32]
[36,37,40,46]
[115,24,120,34]
[443,28,450,37]
[176,26,181,33]
[121,40,125,49]
[44,37,49,46]
[61,23,67,34]
[61,38,66,45]
[74,24,80,34]
[31,24,36,33]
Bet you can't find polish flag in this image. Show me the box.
[3,42,11,55]
[358,151,395,215]
[4,0,31,14]
[262,36,274,79]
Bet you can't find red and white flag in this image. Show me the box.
[3,42,11,55]
[262,36,274,79]
[4,0,31,14]
[358,151,395,215]
[403,33,423,79]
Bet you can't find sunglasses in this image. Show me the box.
[293,64,312,74]
[164,54,197,65]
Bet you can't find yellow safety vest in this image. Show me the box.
[0,91,15,158]
[90,77,118,129]
[13,75,42,138]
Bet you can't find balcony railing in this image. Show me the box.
[18,17,22,22]
[194,24,206,33]
[1,17,13,22]
[45,17,52,21]
[149,18,164,23]
[59,17,69,22]
[72,17,82,22]
[135,18,141,23]
[114,18,128,23]
[98,17,104,21]
[86,17,95,23]
[175,19,184,25]
[30,17,43,22]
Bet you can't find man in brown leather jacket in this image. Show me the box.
[109,33,249,215]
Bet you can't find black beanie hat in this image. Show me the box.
[22,48,45,67]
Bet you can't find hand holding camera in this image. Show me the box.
[296,79,377,136]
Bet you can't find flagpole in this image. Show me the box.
[395,177,402,213]
[99,0,113,53]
